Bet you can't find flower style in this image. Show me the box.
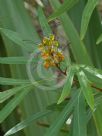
[38,35,65,69]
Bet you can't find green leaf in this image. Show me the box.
[38,7,52,37]
[96,34,102,44]
[81,65,102,88]
[0,85,30,103]
[95,93,102,107]
[48,0,79,21]
[44,91,79,136]
[72,92,87,136]
[47,101,68,112]
[57,67,75,104]
[0,77,30,85]
[77,71,94,110]
[93,107,102,136]
[0,0,43,135]
[0,86,31,123]
[80,0,98,40]
[49,0,92,66]
[81,65,102,79]
[4,111,52,136]
[0,28,36,52]
[0,57,38,64]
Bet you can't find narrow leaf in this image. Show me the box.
[4,111,52,136]
[0,87,31,123]
[48,0,79,21]
[81,65,102,80]
[81,65,102,88]
[77,71,94,110]
[47,101,68,112]
[0,85,30,103]
[80,0,98,40]
[0,28,36,52]
[72,92,87,136]
[49,0,92,66]
[93,107,102,136]
[0,57,38,64]
[0,77,30,85]
[38,7,52,37]
[96,34,102,44]
[57,67,75,104]
[44,91,79,136]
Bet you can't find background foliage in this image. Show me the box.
[0,0,102,136]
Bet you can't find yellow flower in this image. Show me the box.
[49,35,55,41]
[42,37,49,45]
[44,61,50,69]
[41,52,49,59]
[53,41,59,47]
[38,44,43,50]
[38,34,65,69]
[57,52,65,61]
[44,59,55,69]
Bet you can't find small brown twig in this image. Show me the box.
[50,52,67,76]
[50,49,102,92]
[91,84,102,92]
[73,79,102,92]
[55,63,67,76]
[55,65,102,92]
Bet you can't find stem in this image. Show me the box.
[55,63,67,76]
[50,52,67,76]
[73,79,102,92]
[51,52,102,92]
[55,65,102,92]
[91,85,102,92]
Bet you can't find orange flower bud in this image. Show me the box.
[44,62,50,69]
[41,52,49,59]
[38,34,65,69]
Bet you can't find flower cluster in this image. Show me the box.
[39,35,64,69]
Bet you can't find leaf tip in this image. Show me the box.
[96,40,99,45]
[57,99,62,105]
[4,131,9,136]
[80,34,84,41]
[48,17,52,22]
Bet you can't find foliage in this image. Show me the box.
[0,0,102,136]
